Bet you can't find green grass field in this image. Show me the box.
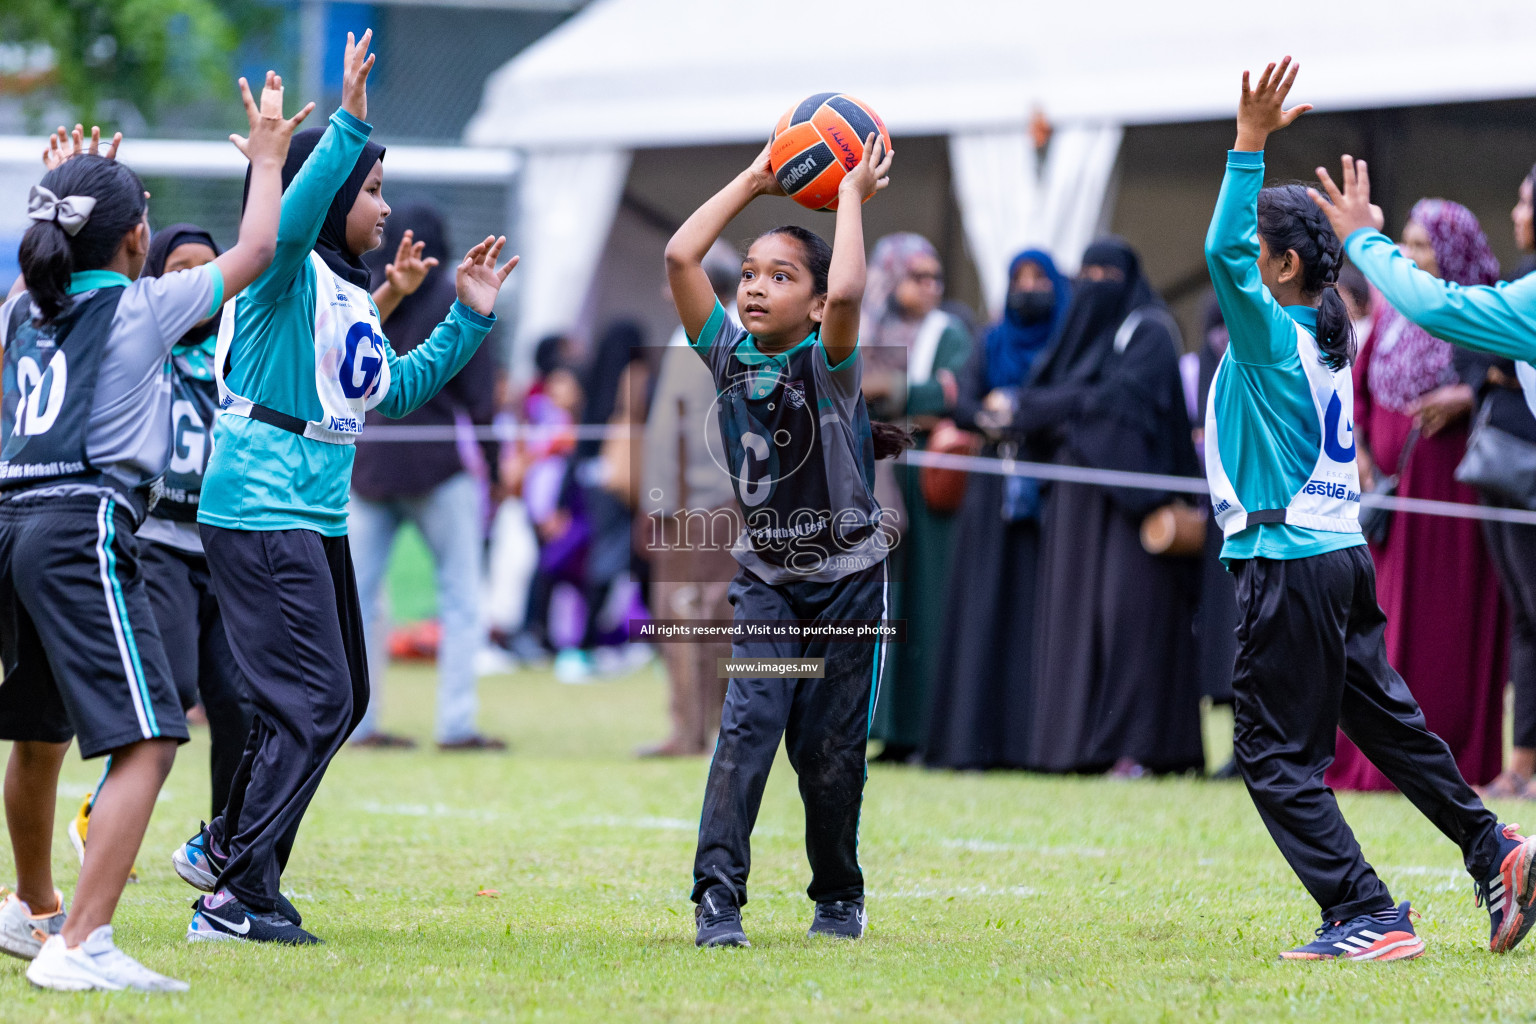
[4,660,1536,1022]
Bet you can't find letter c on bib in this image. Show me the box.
[340,322,384,399]
[1323,391,1355,462]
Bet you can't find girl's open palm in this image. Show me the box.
[43,124,121,170]
[384,229,439,297]
[455,236,519,316]
[231,72,314,165]
[1236,56,1311,149]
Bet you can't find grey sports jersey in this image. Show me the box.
[0,267,221,521]
[691,301,890,584]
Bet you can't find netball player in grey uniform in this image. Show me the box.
[0,75,307,992]
[664,134,900,947]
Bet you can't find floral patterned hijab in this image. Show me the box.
[1368,199,1500,413]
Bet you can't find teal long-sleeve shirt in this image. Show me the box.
[1345,227,1536,363]
[199,109,495,536]
[1204,149,1365,564]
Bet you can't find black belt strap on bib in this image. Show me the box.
[1246,509,1289,525]
[247,403,309,437]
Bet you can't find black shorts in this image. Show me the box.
[0,494,188,758]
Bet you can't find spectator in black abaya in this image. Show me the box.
[1017,238,1204,776]
[923,249,1070,769]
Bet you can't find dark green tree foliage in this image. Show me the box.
[2,0,236,126]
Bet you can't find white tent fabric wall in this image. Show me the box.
[947,130,1040,318]
[470,0,1536,363]
[512,147,632,374]
[948,123,1125,317]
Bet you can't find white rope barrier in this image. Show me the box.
[355,423,1536,527]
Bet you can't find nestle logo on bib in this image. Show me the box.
[1302,480,1360,502]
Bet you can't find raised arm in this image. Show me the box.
[1308,154,1536,361]
[246,31,375,304]
[664,142,780,341]
[214,72,314,298]
[820,134,893,366]
[1204,58,1312,365]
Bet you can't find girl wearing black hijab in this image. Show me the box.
[170,32,518,945]
[1016,238,1205,775]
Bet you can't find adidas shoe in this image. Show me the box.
[25,926,187,992]
[808,899,867,939]
[1280,901,1424,961]
[172,822,225,892]
[1478,822,1536,953]
[694,887,749,948]
[187,891,321,945]
[0,889,66,961]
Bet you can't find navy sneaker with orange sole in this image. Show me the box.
[1479,822,1536,953]
[1280,901,1424,962]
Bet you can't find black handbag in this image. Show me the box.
[1359,425,1419,547]
[1455,401,1536,510]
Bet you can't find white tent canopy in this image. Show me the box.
[467,0,1536,360]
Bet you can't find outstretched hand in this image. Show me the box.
[43,124,121,170]
[1309,155,1385,243]
[231,71,315,167]
[1235,56,1311,151]
[838,133,894,204]
[455,235,519,316]
[384,229,440,298]
[341,30,375,122]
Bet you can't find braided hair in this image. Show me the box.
[1256,183,1355,370]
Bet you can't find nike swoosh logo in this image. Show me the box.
[201,910,251,935]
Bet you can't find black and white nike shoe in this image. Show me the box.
[186,891,322,946]
[808,899,867,939]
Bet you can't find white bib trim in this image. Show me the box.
[1204,319,1362,537]
[214,253,392,445]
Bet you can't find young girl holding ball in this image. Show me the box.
[664,132,900,947]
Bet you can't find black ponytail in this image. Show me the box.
[870,419,914,460]
[18,155,147,323]
[1256,183,1355,370]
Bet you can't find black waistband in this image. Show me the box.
[1246,509,1289,525]
[248,403,309,436]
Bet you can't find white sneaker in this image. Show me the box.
[0,889,66,960]
[26,926,189,993]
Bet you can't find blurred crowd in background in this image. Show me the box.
[343,159,1536,798]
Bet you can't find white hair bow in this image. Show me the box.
[27,185,97,237]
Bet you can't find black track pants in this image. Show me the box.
[1230,545,1499,923]
[691,561,887,907]
[201,526,369,914]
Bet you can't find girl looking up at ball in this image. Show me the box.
[664,130,899,948]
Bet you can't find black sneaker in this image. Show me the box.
[186,892,322,945]
[808,899,867,939]
[694,888,749,948]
